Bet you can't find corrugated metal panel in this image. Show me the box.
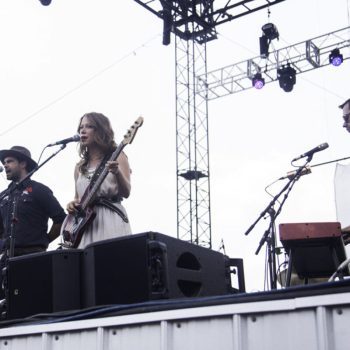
[0,292,349,350]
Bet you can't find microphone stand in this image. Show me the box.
[244,157,311,290]
[254,207,278,289]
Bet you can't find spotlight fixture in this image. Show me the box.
[252,72,265,89]
[262,23,279,41]
[259,35,269,58]
[277,65,296,92]
[329,48,343,67]
[259,23,279,58]
[39,0,51,5]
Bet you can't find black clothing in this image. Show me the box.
[0,179,66,252]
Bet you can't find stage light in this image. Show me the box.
[39,0,51,5]
[262,23,279,41]
[329,48,343,67]
[277,65,296,92]
[259,35,269,58]
[252,72,265,89]
[259,23,279,58]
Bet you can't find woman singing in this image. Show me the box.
[65,112,132,248]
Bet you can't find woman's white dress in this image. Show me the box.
[76,167,131,249]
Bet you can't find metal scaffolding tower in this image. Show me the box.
[134,0,286,248]
[175,34,211,247]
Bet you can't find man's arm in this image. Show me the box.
[48,222,63,243]
[34,182,66,244]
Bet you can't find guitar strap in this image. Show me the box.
[87,152,129,223]
[93,197,129,223]
[87,152,112,190]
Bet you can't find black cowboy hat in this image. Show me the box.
[0,146,38,172]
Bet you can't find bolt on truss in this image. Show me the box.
[197,26,350,100]
[176,34,212,248]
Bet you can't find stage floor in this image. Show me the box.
[0,279,349,350]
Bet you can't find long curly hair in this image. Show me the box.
[77,112,117,173]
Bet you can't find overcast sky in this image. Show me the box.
[0,0,349,292]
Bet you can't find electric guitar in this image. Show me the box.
[61,116,144,248]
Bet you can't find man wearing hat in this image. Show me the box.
[0,146,66,257]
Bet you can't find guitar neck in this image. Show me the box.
[80,143,125,210]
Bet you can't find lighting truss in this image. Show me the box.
[134,0,286,43]
[196,26,350,99]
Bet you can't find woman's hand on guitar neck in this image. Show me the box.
[106,160,120,175]
[66,199,81,214]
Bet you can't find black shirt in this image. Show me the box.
[0,179,66,250]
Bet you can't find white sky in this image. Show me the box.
[0,0,349,292]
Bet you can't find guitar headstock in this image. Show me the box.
[122,117,144,145]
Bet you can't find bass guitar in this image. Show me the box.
[61,116,143,248]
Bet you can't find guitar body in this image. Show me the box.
[62,207,96,248]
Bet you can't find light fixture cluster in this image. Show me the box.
[252,64,297,92]
[255,22,345,93]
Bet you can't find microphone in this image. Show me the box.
[279,166,311,180]
[0,166,3,173]
[292,142,329,162]
[47,134,80,147]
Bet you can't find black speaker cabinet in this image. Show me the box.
[6,249,82,319]
[82,232,232,308]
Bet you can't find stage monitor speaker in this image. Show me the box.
[6,249,82,319]
[82,232,235,308]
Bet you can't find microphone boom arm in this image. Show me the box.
[244,160,309,290]
[244,160,309,237]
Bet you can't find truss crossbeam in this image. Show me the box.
[134,0,285,43]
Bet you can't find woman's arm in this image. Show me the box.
[66,164,81,213]
[107,152,131,198]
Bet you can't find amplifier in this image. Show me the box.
[279,222,347,279]
[279,222,342,241]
